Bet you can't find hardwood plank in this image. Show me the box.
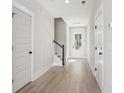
[17,59,101,93]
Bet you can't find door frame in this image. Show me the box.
[68,26,87,59]
[94,2,104,91]
[12,0,34,81]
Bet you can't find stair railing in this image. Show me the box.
[53,40,64,65]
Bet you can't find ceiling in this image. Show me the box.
[38,0,95,26]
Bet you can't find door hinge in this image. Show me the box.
[12,46,13,51]
[95,67,97,71]
[95,25,97,29]
[12,13,16,18]
[12,79,14,84]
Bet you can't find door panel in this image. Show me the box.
[12,7,31,92]
[70,27,87,58]
[95,4,104,90]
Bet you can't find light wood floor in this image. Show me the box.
[17,59,101,93]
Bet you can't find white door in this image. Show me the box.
[95,3,104,90]
[70,27,87,58]
[12,7,32,92]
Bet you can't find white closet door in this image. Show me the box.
[95,3,104,90]
[12,7,31,92]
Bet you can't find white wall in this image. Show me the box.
[87,0,97,76]
[103,0,112,92]
[87,15,95,75]
[87,0,103,90]
[54,18,67,62]
[87,0,112,93]
[54,18,66,45]
[87,0,104,76]
[66,24,70,60]
[15,0,54,80]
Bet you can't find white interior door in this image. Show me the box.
[95,3,104,90]
[12,7,32,92]
[69,27,87,58]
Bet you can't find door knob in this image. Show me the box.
[29,51,32,54]
[99,52,103,55]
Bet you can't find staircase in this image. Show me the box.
[53,40,64,66]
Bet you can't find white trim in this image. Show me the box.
[31,11,34,81]
[95,2,103,21]
[12,0,33,16]
[12,0,34,82]
[68,26,88,58]
[94,2,104,92]
[66,24,69,62]
[69,26,87,30]
[67,57,88,59]
[33,65,52,81]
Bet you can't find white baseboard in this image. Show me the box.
[87,60,103,93]
[32,65,53,81]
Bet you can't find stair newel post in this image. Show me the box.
[62,45,64,66]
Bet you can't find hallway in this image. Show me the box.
[17,59,101,93]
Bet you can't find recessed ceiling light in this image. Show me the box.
[65,0,70,4]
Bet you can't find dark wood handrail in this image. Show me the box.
[53,40,63,48]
